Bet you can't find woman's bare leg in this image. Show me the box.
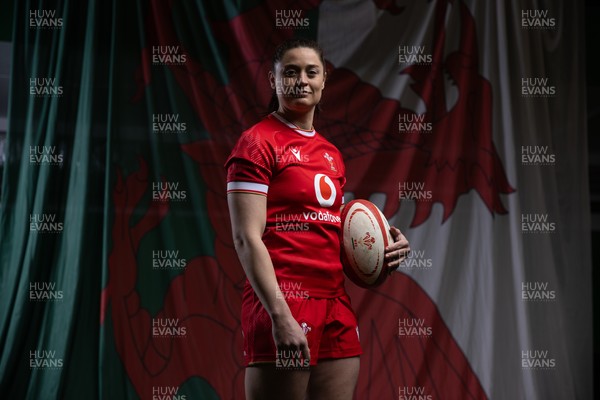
[307,357,360,400]
[245,364,311,400]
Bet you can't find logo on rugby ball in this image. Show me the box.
[353,232,376,250]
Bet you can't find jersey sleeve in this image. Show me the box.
[225,129,274,196]
[339,154,347,190]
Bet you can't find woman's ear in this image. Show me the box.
[269,71,276,90]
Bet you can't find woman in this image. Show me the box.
[226,38,410,400]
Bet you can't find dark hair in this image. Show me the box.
[267,38,326,113]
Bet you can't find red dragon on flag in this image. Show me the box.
[101,0,513,398]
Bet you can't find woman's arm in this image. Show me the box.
[227,192,310,360]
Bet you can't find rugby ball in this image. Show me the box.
[340,199,393,287]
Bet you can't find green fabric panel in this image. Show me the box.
[0,0,320,398]
[0,0,110,398]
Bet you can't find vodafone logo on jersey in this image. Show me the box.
[314,174,336,207]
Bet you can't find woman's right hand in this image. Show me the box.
[271,314,311,363]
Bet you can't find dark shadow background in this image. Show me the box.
[586,0,600,394]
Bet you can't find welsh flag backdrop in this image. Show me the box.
[0,0,591,399]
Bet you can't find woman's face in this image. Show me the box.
[270,47,326,113]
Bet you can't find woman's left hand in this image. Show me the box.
[384,226,410,274]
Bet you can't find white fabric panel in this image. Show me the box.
[318,0,591,398]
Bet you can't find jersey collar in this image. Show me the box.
[271,112,316,138]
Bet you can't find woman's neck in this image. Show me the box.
[276,108,315,131]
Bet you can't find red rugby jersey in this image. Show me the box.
[226,112,346,298]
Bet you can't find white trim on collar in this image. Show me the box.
[271,112,316,137]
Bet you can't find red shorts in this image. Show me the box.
[242,292,362,367]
